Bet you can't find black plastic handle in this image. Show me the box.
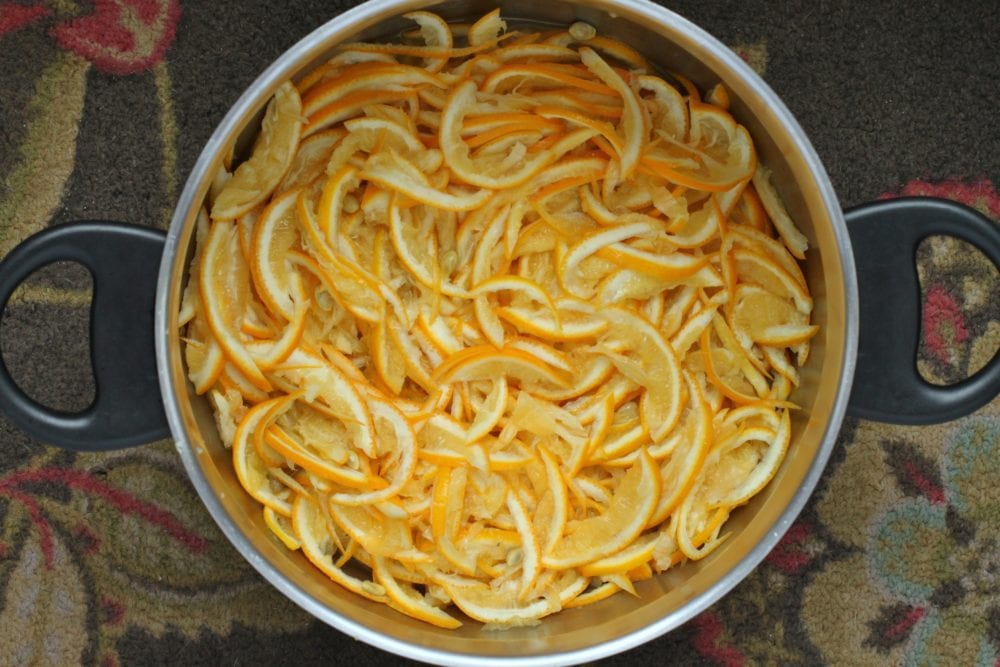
[845,197,1000,424]
[0,222,170,451]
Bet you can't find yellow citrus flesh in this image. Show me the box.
[185,9,816,630]
[435,576,558,626]
[250,187,307,322]
[263,505,302,551]
[212,81,303,220]
[232,396,298,515]
[374,556,462,629]
[198,220,271,392]
[291,493,391,603]
[578,532,659,577]
[542,448,660,569]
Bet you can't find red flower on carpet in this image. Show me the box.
[691,611,748,667]
[881,177,1000,220]
[0,2,49,36]
[51,0,181,74]
[922,284,969,366]
[0,0,180,74]
[765,520,814,575]
[100,596,126,626]
[0,466,207,569]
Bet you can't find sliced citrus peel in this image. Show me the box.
[212,82,303,220]
[185,9,817,630]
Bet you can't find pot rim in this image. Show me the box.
[154,0,859,663]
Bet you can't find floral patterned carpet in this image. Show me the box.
[0,1,997,665]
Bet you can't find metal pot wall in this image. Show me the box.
[1,0,998,664]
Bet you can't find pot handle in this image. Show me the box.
[0,222,170,451]
[845,197,1000,424]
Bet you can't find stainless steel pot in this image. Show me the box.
[1,0,998,664]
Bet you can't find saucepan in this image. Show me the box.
[1,0,998,664]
